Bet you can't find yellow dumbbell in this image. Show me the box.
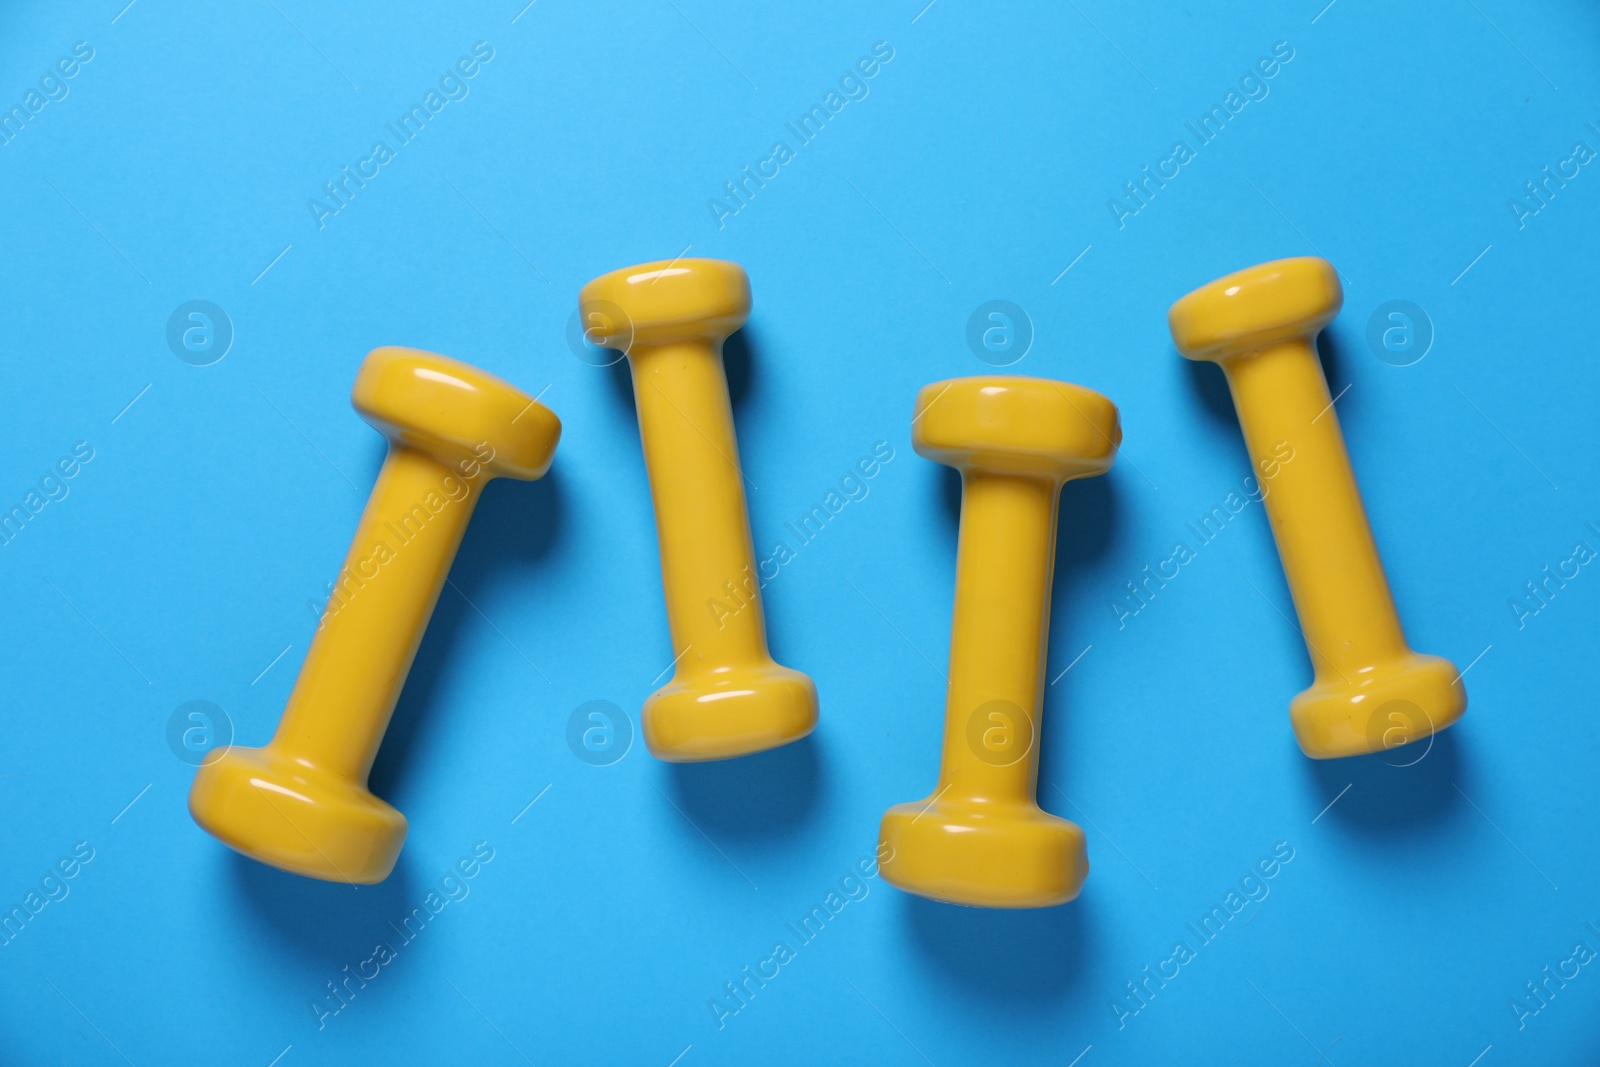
[579,259,817,762]
[1168,256,1466,758]
[188,348,560,883]
[878,376,1119,908]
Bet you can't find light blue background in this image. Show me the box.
[2,0,1597,1064]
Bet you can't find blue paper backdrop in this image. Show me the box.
[1,0,1597,1063]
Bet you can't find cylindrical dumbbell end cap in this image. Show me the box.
[912,376,1120,480]
[1168,256,1342,363]
[188,746,407,884]
[353,348,561,480]
[579,258,750,349]
[878,801,1088,908]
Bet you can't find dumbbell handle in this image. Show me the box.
[628,340,770,673]
[936,470,1059,807]
[1220,338,1408,676]
[273,446,483,780]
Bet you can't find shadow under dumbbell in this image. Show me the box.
[935,463,961,523]
[1181,345,1238,426]
[1302,725,1469,834]
[369,467,566,802]
[599,347,634,409]
[1040,473,1120,792]
[723,326,754,407]
[902,890,1093,1000]
[1315,328,1350,391]
[663,731,827,839]
[1050,474,1120,612]
[229,849,419,963]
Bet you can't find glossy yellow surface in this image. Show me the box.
[580,259,817,762]
[188,348,561,883]
[1169,257,1466,759]
[878,376,1119,908]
